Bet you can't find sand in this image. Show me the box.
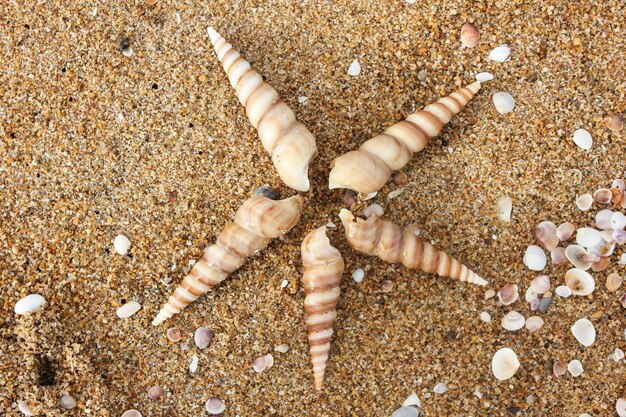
[1,1,625,416]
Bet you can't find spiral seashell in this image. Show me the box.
[152,195,303,325]
[208,27,317,191]
[338,209,487,286]
[301,226,345,390]
[535,221,558,251]
[328,82,481,194]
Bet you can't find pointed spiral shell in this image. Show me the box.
[208,27,317,192]
[301,226,344,390]
[329,82,481,194]
[338,209,487,286]
[152,195,303,325]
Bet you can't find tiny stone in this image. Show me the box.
[60,395,77,410]
[114,234,131,255]
[392,171,408,185]
[480,311,491,323]
[253,185,280,200]
[280,279,289,289]
[433,382,448,394]
[348,59,361,76]
[484,289,496,299]
[352,268,364,283]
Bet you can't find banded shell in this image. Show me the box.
[575,194,593,211]
[497,284,519,305]
[501,311,525,331]
[14,294,46,315]
[606,273,623,292]
[576,227,602,248]
[571,318,596,347]
[491,348,520,381]
[553,361,567,377]
[531,275,550,294]
[205,397,226,415]
[565,269,595,296]
[523,245,546,271]
[194,327,214,350]
[460,23,480,48]
[556,222,575,241]
[567,359,584,377]
[550,247,568,265]
[535,221,558,251]
[525,316,544,333]
[564,245,591,270]
[593,188,612,204]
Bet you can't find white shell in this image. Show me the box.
[205,397,226,415]
[363,203,384,218]
[475,72,494,82]
[613,229,626,244]
[575,194,593,211]
[147,385,165,400]
[555,285,572,297]
[501,311,525,331]
[497,284,519,305]
[565,268,595,296]
[433,382,448,394]
[553,361,567,377]
[595,210,614,229]
[531,275,550,294]
[615,348,626,362]
[564,245,591,270]
[189,355,199,373]
[523,245,546,271]
[496,196,513,221]
[611,211,626,229]
[274,343,290,353]
[391,407,419,417]
[348,59,361,76]
[121,410,142,417]
[556,222,575,241]
[492,92,515,114]
[116,301,141,318]
[525,286,539,302]
[18,401,34,416]
[589,239,615,257]
[525,316,544,333]
[567,359,584,377]
[60,395,77,409]
[484,289,496,299]
[14,294,46,315]
[480,311,492,323]
[488,45,511,62]
[252,354,274,373]
[593,188,612,204]
[617,398,626,417]
[402,392,421,407]
[602,229,616,243]
[575,227,602,248]
[491,347,520,380]
[114,234,131,255]
[607,273,623,292]
[572,129,592,150]
[571,318,596,347]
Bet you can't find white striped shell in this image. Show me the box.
[565,269,595,296]
[491,348,520,381]
[575,194,593,211]
[575,227,602,248]
[523,245,546,271]
[564,245,591,270]
[205,397,226,415]
[501,311,525,331]
[531,275,550,294]
[571,318,596,347]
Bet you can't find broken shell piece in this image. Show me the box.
[348,59,361,76]
[612,179,626,191]
[496,196,513,221]
[618,398,626,417]
[524,245,546,271]
[575,194,593,211]
[567,359,584,377]
[613,229,626,244]
[492,92,515,114]
[576,227,602,248]
[489,45,511,62]
[480,311,492,323]
[166,327,181,342]
[565,269,595,296]
[148,386,165,400]
[606,273,623,292]
[194,327,214,350]
[433,382,448,394]
[475,72,494,82]
[402,392,421,407]
[205,397,226,415]
[605,114,624,132]
[189,355,199,373]
[18,401,34,416]
[535,221,558,251]
[460,23,480,48]
[572,129,592,150]
[491,347,520,380]
[556,222,575,241]
[593,188,612,204]
[363,203,384,218]
[601,229,615,243]
[614,348,626,362]
[551,247,568,265]
[252,354,274,373]
[116,301,141,318]
[497,284,519,305]
[591,256,610,272]
[581,252,600,263]
[502,311,525,331]
[525,286,539,302]
[555,285,572,297]
[564,245,591,270]
[589,239,615,257]
[525,316,544,333]
[391,407,419,417]
[531,275,550,294]
[611,188,624,207]
[595,209,614,229]
[571,318,596,347]
[485,289,496,299]
[611,212,626,229]
[14,294,46,315]
[381,280,394,292]
[553,361,567,377]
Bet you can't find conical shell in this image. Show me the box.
[301,226,344,390]
[535,221,558,251]
[208,28,317,191]
[152,195,302,325]
[328,82,481,194]
[565,268,595,296]
[338,209,487,286]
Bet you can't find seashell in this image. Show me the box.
[529,298,541,311]
[595,210,614,229]
[497,284,519,305]
[252,354,274,373]
[618,398,626,417]
[588,239,615,257]
[18,401,34,416]
[571,318,596,347]
[460,23,480,48]
[433,382,448,394]
[475,72,494,82]
[253,185,280,200]
[612,188,624,207]
[301,226,344,390]
[601,229,615,243]
[348,59,361,76]
[575,194,593,211]
[152,195,302,325]
[496,196,513,222]
[488,45,511,62]
[572,129,592,150]
[535,221,558,251]
[387,189,404,199]
[274,344,290,353]
[392,171,408,185]
[14,294,46,315]
[552,360,566,377]
[363,203,384,218]
[531,275,550,294]
[621,254,626,264]
[339,209,487,286]
[491,347,520,380]
[485,289,496,299]
[611,211,626,229]
[581,252,600,264]
[60,394,77,410]
[166,327,181,342]
[280,279,289,288]
[148,386,164,400]
[613,348,625,362]
[575,227,602,248]
[556,285,573,298]
[352,268,364,283]
[565,268,595,296]
[480,311,491,323]
[381,280,394,292]
[391,407,419,417]
[593,188,612,204]
[613,229,626,244]
[556,222,575,241]
[205,397,226,415]
[525,316,544,333]
[564,245,591,270]
[605,114,625,132]
[501,311,525,331]
[523,245,546,271]
[121,410,142,417]
[328,82,481,194]
[116,301,141,319]
[189,355,199,373]
[114,234,131,255]
[550,247,568,265]
[612,179,626,191]
[620,293,626,308]
[492,92,515,114]
[567,359,584,377]
[539,294,553,312]
[362,191,378,201]
[208,28,316,191]
[606,273,623,292]
[591,256,610,272]
[402,392,421,407]
[525,286,539,302]
[194,327,214,350]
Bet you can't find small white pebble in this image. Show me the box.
[60,395,77,410]
[475,72,494,82]
[14,294,46,315]
[488,45,511,62]
[484,289,496,299]
[619,254,626,265]
[493,92,515,114]
[474,390,483,399]
[480,311,491,323]
[280,279,289,289]
[274,344,290,353]
[116,113,125,122]
[352,268,364,283]
[405,0,416,3]
[433,382,448,394]
[116,301,141,318]
[189,355,199,373]
[348,59,361,76]
[122,47,133,57]
[114,234,131,255]
[611,348,624,362]
[567,359,584,377]
[298,96,308,104]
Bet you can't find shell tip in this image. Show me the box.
[207,26,219,42]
